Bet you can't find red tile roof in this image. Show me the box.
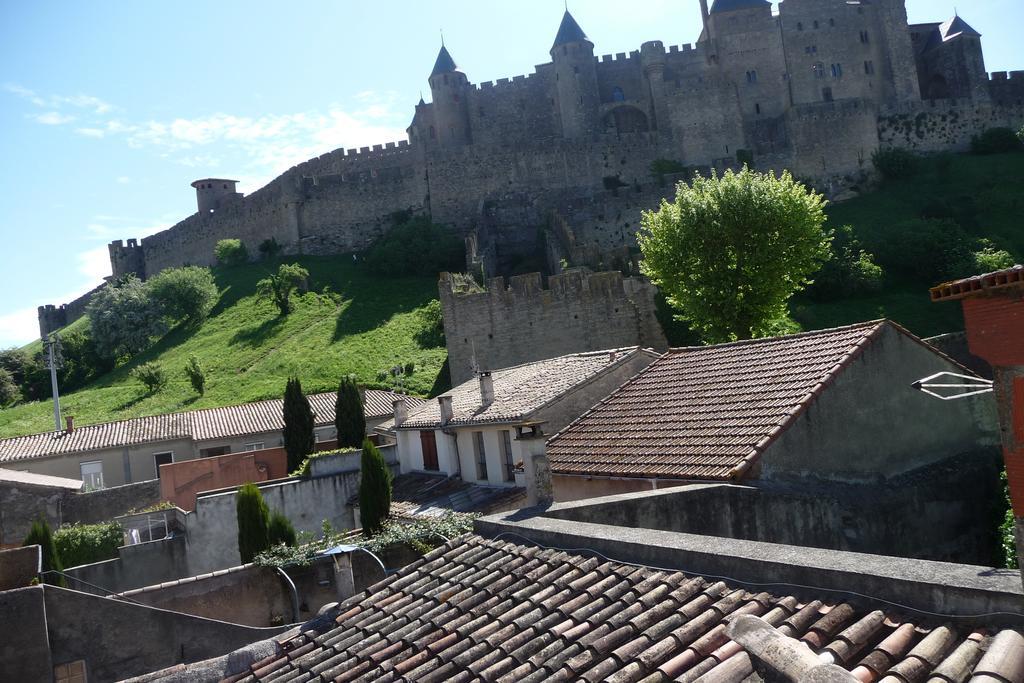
[0,390,423,464]
[226,535,1023,683]
[930,265,1024,302]
[547,321,891,481]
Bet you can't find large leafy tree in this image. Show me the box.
[334,375,366,449]
[359,438,392,537]
[639,167,831,343]
[256,263,309,316]
[86,275,167,360]
[282,377,315,472]
[145,265,219,325]
[236,483,270,564]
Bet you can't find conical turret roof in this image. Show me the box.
[431,45,458,77]
[939,15,981,42]
[552,10,589,49]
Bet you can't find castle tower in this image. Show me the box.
[550,10,600,139]
[428,45,472,147]
[640,41,670,134]
[191,178,241,214]
[873,0,922,102]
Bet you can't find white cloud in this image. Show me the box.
[77,245,112,282]
[33,111,75,125]
[76,127,105,138]
[116,176,131,184]
[4,83,45,106]
[0,306,43,348]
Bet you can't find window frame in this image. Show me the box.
[473,431,488,481]
[500,430,515,482]
[79,460,104,491]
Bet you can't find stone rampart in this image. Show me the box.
[37,282,107,337]
[439,269,668,385]
[879,100,1024,152]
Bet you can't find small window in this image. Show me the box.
[314,426,335,443]
[829,18,835,27]
[864,60,875,76]
[473,431,488,481]
[443,74,448,85]
[860,30,870,44]
[243,442,265,452]
[222,183,227,189]
[813,20,819,29]
[55,660,87,683]
[501,430,515,482]
[612,86,625,101]
[429,126,435,139]
[805,45,817,55]
[755,103,762,115]
[200,445,229,458]
[822,86,834,102]
[746,70,758,84]
[831,63,843,78]
[153,452,174,477]
[797,22,803,31]
[573,65,579,74]
[813,62,825,79]
[80,461,104,491]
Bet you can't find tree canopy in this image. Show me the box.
[638,167,831,343]
[257,263,309,315]
[86,275,167,360]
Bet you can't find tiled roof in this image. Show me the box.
[227,535,1024,683]
[547,322,890,480]
[939,15,982,41]
[930,264,1023,302]
[352,473,526,520]
[397,348,650,431]
[0,390,422,464]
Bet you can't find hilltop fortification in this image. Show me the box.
[40,0,1024,336]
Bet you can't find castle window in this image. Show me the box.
[813,62,825,79]
[755,103,761,115]
[829,18,835,27]
[864,60,875,75]
[805,45,817,55]
[813,20,819,29]
[797,22,803,31]
[746,70,758,84]
[573,65,579,74]
[223,184,227,189]
[822,86,834,102]
[443,74,448,85]
[429,126,435,139]
[860,30,870,44]
[831,63,843,78]
[612,86,625,101]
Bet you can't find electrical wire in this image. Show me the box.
[489,531,1024,620]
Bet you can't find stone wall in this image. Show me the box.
[0,545,41,589]
[37,282,107,336]
[439,269,668,385]
[64,533,190,595]
[878,100,1024,152]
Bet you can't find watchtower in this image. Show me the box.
[428,45,472,147]
[550,10,600,139]
[191,178,241,214]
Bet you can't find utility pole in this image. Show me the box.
[42,333,63,432]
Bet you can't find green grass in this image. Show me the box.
[791,151,1024,337]
[0,256,442,438]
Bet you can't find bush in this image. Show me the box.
[971,127,1023,155]
[283,377,315,472]
[872,218,975,283]
[53,522,123,568]
[806,225,885,301]
[413,299,445,348]
[237,483,271,564]
[973,241,1017,273]
[86,276,167,360]
[871,147,919,180]
[55,329,112,393]
[0,367,20,406]
[256,263,310,315]
[146,266,218,325]
[258,237,283,261]
[184,355,205,395]
[364,215,464,277]
[334,376,366,450]
[268,510,297,548]
[23,519,63,585]
[131,362,167,393]
[359,439,392,536]
[214,238,248,266]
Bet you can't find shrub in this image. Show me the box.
[359,512,477,554]
[413,299,446,348]
[53,522,123,568]
[283,377,315,472]
[131,362,167,393]
[236,483,271,564]
[256,263,309,316]
[971,127,1023,155]
[214,238,248,266]
[334,375,366,450]
[872,218,975,283]
[359,439,392,536]
[86,276,167,360]
[973,241,1017,273]
[23,518,63,585]
[364,215,464,277]
[145,266,218,325]
[268,510,297,548]
[55,329,112,393]
[871,147,919,180]
[0,367,20,406]
[258,237,283,261]
[184,355,205,395]
[806,225,884,301]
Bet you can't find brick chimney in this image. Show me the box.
[931,266,1024,583]
[438,396,454,426]
[516,424,553,507]
[65,415,75,434]
[478,371,495,408]
[392,399,408,428]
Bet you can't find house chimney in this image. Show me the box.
[608,350,617,363]
[438,396,454,426]
[65,415,75,434]
[517,425,553,507]
[392,399,408,428]
[479,371,494,407]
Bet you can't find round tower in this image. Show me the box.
[640,41,670,134]
[191,178,240,214]
[428,45,472,147]
[550,10,600,139]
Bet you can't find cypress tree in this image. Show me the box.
[23,518,64,586]
[334,375,366,449]
[236,483,271,564]
[268,509,298,548]
[359,438,392,537]
[282,377,315,472]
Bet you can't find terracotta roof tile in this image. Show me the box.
[930,264,1024,301]
[547,321,889,480]
[0,390,422,464]
[229,535,1024,682]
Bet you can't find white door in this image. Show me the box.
[80,461,104,491]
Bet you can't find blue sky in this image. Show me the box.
[1,0,1020,347]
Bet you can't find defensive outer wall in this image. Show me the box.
[439,270,668,385]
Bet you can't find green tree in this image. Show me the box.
[334,375,366,449]
[364,215,465,277]
[236,483,271,564]
[268,510,298,548]
[86,276,167,360]
[214,238,248,266]
[805,225,884,302]
[282,377,315,472]
[184,355,205,395]
[257,263,310,315]
[145,266,219,325]
[23,518,64,585]
[0,367,20,406]
[131,362,167,393]
[359,438,392,537]
[639,166,831,342]
[258,238,283,261]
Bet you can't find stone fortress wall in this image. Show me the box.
[39,1,1023,340]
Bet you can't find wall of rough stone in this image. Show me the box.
[439,269,668,385]
[37,282,107,337]
[878,100,1024,152]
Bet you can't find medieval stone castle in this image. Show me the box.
[40,0,1024,373]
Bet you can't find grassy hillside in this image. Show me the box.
[0,256,443,438]
[791,151,1023,336]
